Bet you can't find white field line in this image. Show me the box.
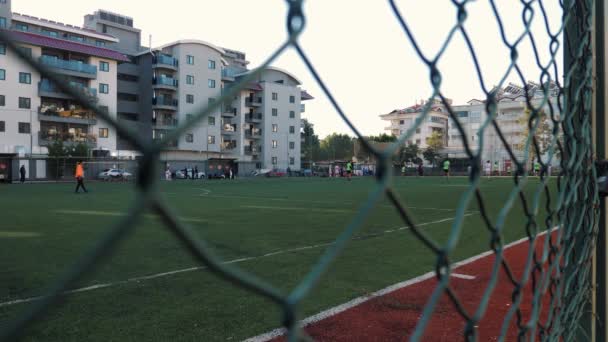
[243,229,553,342]
[0,232,41,238]
[0,215,476,308]
[54,210,208,223]
[241,205,353,214]
[451,273,476,280]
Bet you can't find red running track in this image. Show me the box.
[260,233,558,342]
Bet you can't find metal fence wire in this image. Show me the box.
[0,0,600,341]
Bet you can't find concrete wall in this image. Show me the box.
[89,56,118,152]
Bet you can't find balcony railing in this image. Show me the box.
[222,106,237,116]
[39,79,97,98]
[245,130,262,138]
[245,113,263,121]
[153,97,178,107]
[153,55,179,68]
[246,97,262,106]
[153,77,178,87]
[301,104,306,112]
[39,131,97,146]
[222,124,237,133]
[40,55,97,75]
[153,118,179,127]
[245,146,262,154]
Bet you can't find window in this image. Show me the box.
[70,35,84,42]
[289,126,295,134]
[290,95,295,103]
[0,121,4,132]
[186,94,194,103]
[289,111,295,119]
[185,75,194,85]
[272,124,278,132]
[208,59,215,69]
[456,111,469,118]
[272,92,278,101]
[95,41,106,47]
[18,97,30,109]
[289,142,295,150]
[186,134,194,143]
[99,61,110,72]
[0,43,5,55]
[99,128,109,138]
[19,72,31,84]
[208,79,216,88]
[41,29,58,37]
[208,135,216,144]
[187,55,194,65]
[272,108,278,116]
[17,47,32,58]
[208,116,215,126]
[0,69,5,80]
[208,97,216,104]
[0,17,6,29]
[416,139,421,145]
[18,122,30,134]
[186,114,193,122]
[415,128,421,134]
[0,95,5,106]
[290,157,295,165]
[15,23,28,31]
[272,157,278,165]
[99,84,109,94]
[99,105,109,114]
[399,120,405,124]
[117,93,138,102]
[272,140,278,148]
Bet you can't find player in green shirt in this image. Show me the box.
[346,161,353,181]
[534,161,541,176]
[443,159,451,182]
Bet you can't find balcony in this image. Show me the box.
[39,79,97,101]
[222,124,237,135]
[221,141,238,153]
[301,104,306,113]
[222,106,237,117]
[152,55,179,70]
[244,146,262,155]
[152,97,178,110]
[245,130,262,139]
[153,77,179,90]
[222,69,237,82]
[245,113,263,122]
[39,55,97,79]
[38,106,97,125]
[154,138,179,149]
[245,97,262,107]
[153,117,179,129]
[38,131,97,147]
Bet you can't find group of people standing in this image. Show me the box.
[329,161,354,180]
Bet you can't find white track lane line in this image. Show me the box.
[0,215,478,308]
[243,229,553,342]
[451,273,476,280]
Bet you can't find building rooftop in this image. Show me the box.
[9,30,130,62]
[13,13,119,42]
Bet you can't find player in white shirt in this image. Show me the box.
[485,160,492,179]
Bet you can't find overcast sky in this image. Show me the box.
[13,0,563,138]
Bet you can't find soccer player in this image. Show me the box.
[534,161,541,176]
[346,161,353,181]
[75,161,88,193]
[443,159,450,182]
[485,160,492,179]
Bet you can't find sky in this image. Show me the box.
[13,0,563,138]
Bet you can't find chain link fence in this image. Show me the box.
[0,0,600,341]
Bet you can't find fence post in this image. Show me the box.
[594,1,607,341]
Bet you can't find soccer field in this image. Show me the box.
[0,176,557,341]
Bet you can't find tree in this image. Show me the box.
[515,108,555,164]
[423,131,444,167]
[402,143,421,164]
[70,143,90,158]
[319,133,354,161]
[367,133,397,143]
[47,140,68,157]
[301,119,321,164]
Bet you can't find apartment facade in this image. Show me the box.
[0,3,312,174]
[381,82,559,168]
[0,3,128,158]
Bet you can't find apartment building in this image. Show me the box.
[83,9,313,171]
[0,1,128,158]
[380,82,559,168]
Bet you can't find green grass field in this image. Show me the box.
[0,176,557,341]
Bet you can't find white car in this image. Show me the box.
[98,169,133,180]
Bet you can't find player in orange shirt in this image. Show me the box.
[75,161,88,193]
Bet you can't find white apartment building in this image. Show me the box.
[0,9,127,157]
[381,82,559,169]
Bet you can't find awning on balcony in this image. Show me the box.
[245,82,263,91]
[301,90,314,101]
[7,30,130,62]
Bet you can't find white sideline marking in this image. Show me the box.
[241,205,353,214]
[0,231,41,238]
[244,229,553,342]
[0,215,475,308]
[451,273,476,280]
[54,210,208,223]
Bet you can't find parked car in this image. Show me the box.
[175,169,206,179]
[98,169,132,180]
[266,169,286,177]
